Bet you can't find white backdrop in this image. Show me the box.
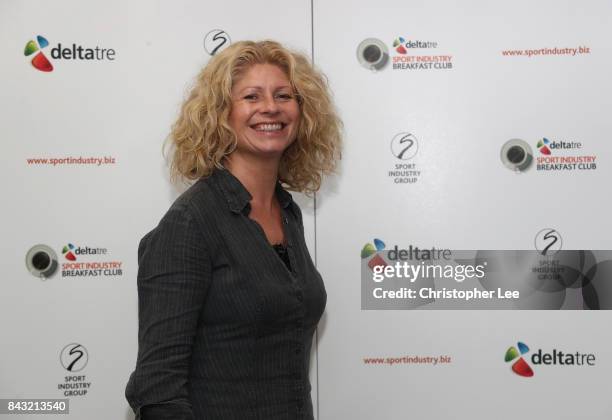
[315,0,612,419]
[1,0,611,419]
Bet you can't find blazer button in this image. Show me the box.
[295,347,302,355]
[296,291,303,302]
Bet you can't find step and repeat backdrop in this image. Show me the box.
[2,0,611,419]
[1,0,314,419]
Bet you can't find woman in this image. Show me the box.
[125,40,342,420]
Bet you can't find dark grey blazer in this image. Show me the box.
[125,168,326,420]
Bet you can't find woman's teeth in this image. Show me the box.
[253,123,283,131]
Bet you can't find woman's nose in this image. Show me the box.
[260,94,280,113]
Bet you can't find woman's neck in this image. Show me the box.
[223,154,280,211]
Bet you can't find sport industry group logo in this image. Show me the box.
[388,132,422,185]
[504,341,596,378]
[60,343,88,372]
[24,34,116,72]
[534,228,562,256]
[204,30,231,56]
[58,343,91,397]
[390,133,418,160]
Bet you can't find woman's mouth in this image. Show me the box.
[250,122,286,132]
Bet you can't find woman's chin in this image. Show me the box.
[241,140,294,158]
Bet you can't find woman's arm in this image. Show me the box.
[125,204,211,420]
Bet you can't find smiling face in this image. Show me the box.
[228,63,300,161]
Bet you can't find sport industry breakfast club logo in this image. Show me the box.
[357,36,453,72]
[500,137,597,172]
[534,137,596,171]
[60,243,121,277]
[24,34,116,72]
[25,243,123,279]
[504,341,596,378]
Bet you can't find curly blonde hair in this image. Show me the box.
[167,40,342,193]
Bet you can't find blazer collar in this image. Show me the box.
[211,168,294,214]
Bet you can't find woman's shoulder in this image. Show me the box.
[169,175,216,212]
[139,176,221,252]
[153,174,224,233]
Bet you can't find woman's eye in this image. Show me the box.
[244,94,258,100]
[275,93,294,101]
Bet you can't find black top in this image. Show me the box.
[125,168,326,420]
[272,243,291,271]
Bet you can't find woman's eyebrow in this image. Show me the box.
[238,85,292,92]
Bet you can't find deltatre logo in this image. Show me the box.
[393,36,438,54]
[24,34,116,72]
[505,341,596,378]
[62,243,108,261]
[537,137,583,155]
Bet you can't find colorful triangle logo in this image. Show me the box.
[537,138,551,155]
[361,238,387,271]
[393,37,407,54]
[62,243,76,261]
[505,341,534,377]
[24,35,53,72]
